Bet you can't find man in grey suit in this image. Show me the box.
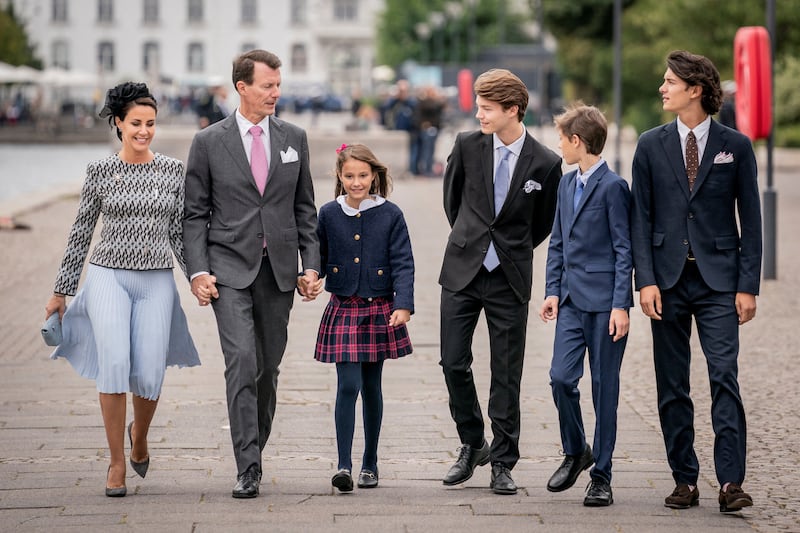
[183,49,320,499]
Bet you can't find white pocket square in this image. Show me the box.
[713,151,734,164]
[280,146,299,163]
[523,179,542,193]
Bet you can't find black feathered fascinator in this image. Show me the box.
[98,82,156,139]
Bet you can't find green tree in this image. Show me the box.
[0,3,42,68]
[376,0,536,68]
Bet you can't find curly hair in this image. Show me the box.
[98,82,157,140]
[666,50,723,115]
[333,143,392,199]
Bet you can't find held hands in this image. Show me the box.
[191,274,219,306]
[389,309,411,327]
[609,308,630,342]
[639,285,662,320]
[538,296,559,323]
[296,270,323,302]
[45,293,67,320]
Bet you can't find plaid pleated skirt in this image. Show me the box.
[314,294,413,363]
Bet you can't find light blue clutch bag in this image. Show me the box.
[41,313,62,346]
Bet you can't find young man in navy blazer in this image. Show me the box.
[631,50,761,512]
[439,69,561,495]
[539,103,632,506]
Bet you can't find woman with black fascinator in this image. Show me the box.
[43,81,200,497]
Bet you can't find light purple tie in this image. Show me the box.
[249,125,268,194]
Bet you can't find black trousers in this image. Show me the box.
[440,267,529,469]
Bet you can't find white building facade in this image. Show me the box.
[6,0,382,96]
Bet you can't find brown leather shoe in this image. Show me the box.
[719,483,753,513]
[664,483,699,509]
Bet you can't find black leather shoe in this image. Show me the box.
[489,462,517,495]
[105,466,127,497]
[584,479,613,506]
[442,440,491,486]
[332,468,354,492]
[357,469,378,489]
[547,443,594,492]
[232,466,260,498]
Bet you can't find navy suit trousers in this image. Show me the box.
[549,299,625,483]
[651,260,746,486]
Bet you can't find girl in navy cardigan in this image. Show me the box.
[306,143,414,492]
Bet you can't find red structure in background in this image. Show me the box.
[734,26,772,141]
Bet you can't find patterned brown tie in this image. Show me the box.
[685,131,698,191]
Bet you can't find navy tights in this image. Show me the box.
[335,361,384,472]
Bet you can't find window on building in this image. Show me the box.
[52,0,68,22]
[52,40,70,69]
[143,42,160,74]
[98,41,115,73]
[241,0,257,23]
[188,0,204,23]
[290,0,307,25]
[97,0,113,22]
[333,0,357,21]
[291,43,307,73]
[143,0,159,24]
[241,43,257,54]
[187,42,204,72]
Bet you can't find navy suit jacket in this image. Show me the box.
[439,130,561,303]
[631,119,762,295]
[545,161,633,312]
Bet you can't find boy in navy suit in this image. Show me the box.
[631,50,760,513]
[539,103,632,506]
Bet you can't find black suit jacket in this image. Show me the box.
[439,130,562,303]
[631,118,762,294]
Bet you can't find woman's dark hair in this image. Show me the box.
[666,50,723,115]
[98,82,157,140]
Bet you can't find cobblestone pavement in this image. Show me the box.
[0,129,797,532]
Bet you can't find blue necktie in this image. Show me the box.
[573,178,584,212]
[483,147,511,272]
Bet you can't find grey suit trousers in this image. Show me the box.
[211,253,294,475]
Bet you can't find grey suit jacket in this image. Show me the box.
[183,113,320,291]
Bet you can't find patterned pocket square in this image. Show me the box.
[713,151,734,164]
[523,179,542,193]
[280,146,299,163]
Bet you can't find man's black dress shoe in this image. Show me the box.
[547,443,594,492]
[232,466,260,498]
[490,462,517,495]
[442,440,491,485]
[584,479,613,506]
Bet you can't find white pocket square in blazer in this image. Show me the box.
[523,179,542,193]
[713,151,734,164]
[280,146,299,163]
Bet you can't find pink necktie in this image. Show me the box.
[249,125,268,194]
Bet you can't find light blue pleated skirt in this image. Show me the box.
[51,264,201,400]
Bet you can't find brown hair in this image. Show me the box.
[666,50,722,115]
[333,143,392,198]
[553,102,608,155]
[232,49,282,87]
[474,69,528,122]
